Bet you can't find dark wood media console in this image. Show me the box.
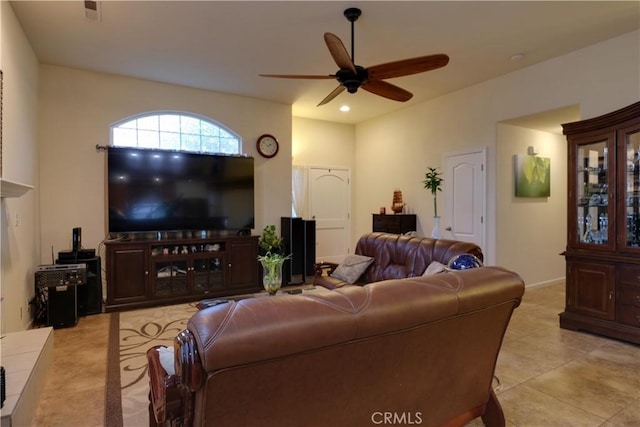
[105,235,259,312]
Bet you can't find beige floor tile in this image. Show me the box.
[499,384,606,426]
[603,397,640,426]
[496,331,586,384]
[526,355,640,419]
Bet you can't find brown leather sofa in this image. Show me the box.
[147,265,524,427]
[314,232,484,289]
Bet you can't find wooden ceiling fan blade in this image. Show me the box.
[367,54,449,80]
[361,80,413,102]
[259,74,335,80]
[317,85,346,106]
[324,33,357,74]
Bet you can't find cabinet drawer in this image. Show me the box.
[616,303,640,327]
[617,285,640,307]
[618,265,640,287]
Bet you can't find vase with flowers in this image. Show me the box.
[257,225,291,295]
[422,167,444,239]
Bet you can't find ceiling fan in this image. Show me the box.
[259,7,449,106]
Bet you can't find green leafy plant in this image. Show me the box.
[257,252,292,273]
[422,167,444,217]
[258,224,283,254]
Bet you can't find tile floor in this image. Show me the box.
[31,283,639,426]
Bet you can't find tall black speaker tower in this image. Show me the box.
[304,220,316,279]
[281,217,316,285]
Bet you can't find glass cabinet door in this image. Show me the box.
[152,258,189,297]
[574,138,613,248]
[621,128,640,250]
[192,255,225,294]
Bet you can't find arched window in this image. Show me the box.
[111,112,241,154]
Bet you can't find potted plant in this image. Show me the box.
[258,224,283,254]
[257,225,291,295]
[422,167,444,238]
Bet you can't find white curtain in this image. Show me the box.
[292,165,308,218]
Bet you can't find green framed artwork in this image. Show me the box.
[514,154,550,197]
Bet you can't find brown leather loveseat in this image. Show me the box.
[314,232,483,289]
[147,265,524,427]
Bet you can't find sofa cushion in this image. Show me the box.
[331,254,374,284]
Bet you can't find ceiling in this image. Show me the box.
[10,1,640,125]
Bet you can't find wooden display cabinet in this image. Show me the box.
[105,235,259,312]
[561,101,640,344]
[372,214,417,234]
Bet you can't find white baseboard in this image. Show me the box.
[525,277,565,290]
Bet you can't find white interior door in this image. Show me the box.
[443,149,486,251]
[308,167,350,264]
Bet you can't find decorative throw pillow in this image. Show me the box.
[331,255,374,284]
[422,260,447,276]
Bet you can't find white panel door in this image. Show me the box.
[308,167,350,264]
[443,149,486,250]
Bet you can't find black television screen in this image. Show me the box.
[108,147,254,233]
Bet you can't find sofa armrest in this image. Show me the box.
[314,261,339,277]
[175,330,203,392]
[146,346,183,426]
[173,329,206,427]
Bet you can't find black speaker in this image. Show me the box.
[281,217,305,285]
[304,220,316,280]
[72,227,82,252]
[57,256,102,315]
[281,217,316,285]
[47,284,78,328]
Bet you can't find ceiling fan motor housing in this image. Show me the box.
[336,66,368,93]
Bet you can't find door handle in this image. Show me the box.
[445,226,452,231]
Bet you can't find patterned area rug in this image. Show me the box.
[105,286,317,425]
[116,302,198,426]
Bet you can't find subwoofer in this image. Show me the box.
[57,255,102,315]
[47,284,78,328]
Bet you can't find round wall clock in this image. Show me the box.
[256,134,279,158]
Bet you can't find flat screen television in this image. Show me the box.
[108,147,254,234]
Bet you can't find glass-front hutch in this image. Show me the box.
[561,101,640,344]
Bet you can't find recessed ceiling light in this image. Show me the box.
[511,53,525,61]
[340,105,350,112]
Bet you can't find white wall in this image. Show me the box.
[353,30,639,277]
[1,2,40,333]
[496,124,567,286]
[38,65,293,265]
[292,117,355,168]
